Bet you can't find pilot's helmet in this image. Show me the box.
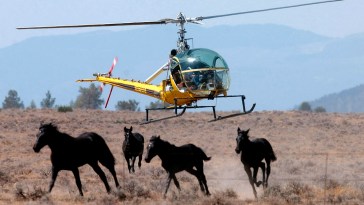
[170,49,178,57]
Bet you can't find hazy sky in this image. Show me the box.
[1,0,362,48]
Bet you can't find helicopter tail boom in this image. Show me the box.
[78,75,164,100]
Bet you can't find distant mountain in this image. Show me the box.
[1,24,364,111]
[310,84,364,113]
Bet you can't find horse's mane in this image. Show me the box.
[41,123,59,132]
[150,136,177,149]
[41,123,75,140]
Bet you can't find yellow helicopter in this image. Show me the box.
[17,0,342,123]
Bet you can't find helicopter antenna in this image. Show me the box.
[18,0,343,52]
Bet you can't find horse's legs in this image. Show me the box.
[72,168,84,196]
[260,162,266,188]
[131,156,136,173]
[48,167,59,193]
[138,154,142,169]
[104,164,120,188]
[195,161,211,196]
[252,166,260,186]
[265,159,271,188]
[89,162,111,193]
[244,165,257,199]
[186,168,205,193]
[188,162,211,196]
[124,155,132,173]
[171,174,181,191]
[254,162,266,187]
[199,170,210,195]
[164,173,173,197]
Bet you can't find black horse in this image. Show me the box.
[145,135,211,197]
[33,123,120,196]
[122,126,144,173]
[235,128,277,199]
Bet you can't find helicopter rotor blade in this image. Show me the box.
[193,0,343,21]
[17,20,172,30]
[17,0,343,30]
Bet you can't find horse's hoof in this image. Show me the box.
[256,181,263,187]
[106,187,111,194]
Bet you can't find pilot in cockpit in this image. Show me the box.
[169,49,183,87]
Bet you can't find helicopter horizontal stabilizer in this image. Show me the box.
[76,79,98,82]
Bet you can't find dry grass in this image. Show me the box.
[1,109,364,204]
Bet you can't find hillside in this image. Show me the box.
[310,84,364,113]
[1,109,363,204]
[1,24,364,111]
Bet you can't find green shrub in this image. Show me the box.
[57,106,73,112]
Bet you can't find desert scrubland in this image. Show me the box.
[0,109,364,204]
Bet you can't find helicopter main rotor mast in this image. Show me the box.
[176,13,190,53]
[17,0,343,52]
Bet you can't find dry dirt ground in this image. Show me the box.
[1,109,364,205]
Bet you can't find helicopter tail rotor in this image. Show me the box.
[102,57,118,108]
[99,83,104,92]
[108,57,118,77]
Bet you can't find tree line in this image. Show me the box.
[297,101,326,113]
[2,84,327,112]
[1,83,164,111]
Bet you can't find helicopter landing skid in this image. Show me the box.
[208,95,256,122]
[141,105,212,125]
[140,95,255,124]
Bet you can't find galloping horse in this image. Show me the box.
[235,128,277,199]
[33,123,120,196]
[145,135,211,197]
[122,126,144,173]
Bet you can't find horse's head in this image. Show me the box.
[33,123,58,153]
[145,135,160,163]
[235,127,250,154]
[124,126,133,145]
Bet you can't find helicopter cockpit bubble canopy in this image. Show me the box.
[176,48,230,96]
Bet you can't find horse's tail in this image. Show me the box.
[195,145,211,161]
[204,156,212,161]
[265,139,277,162]
[269,150,277,162]
[93,133,116,166]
